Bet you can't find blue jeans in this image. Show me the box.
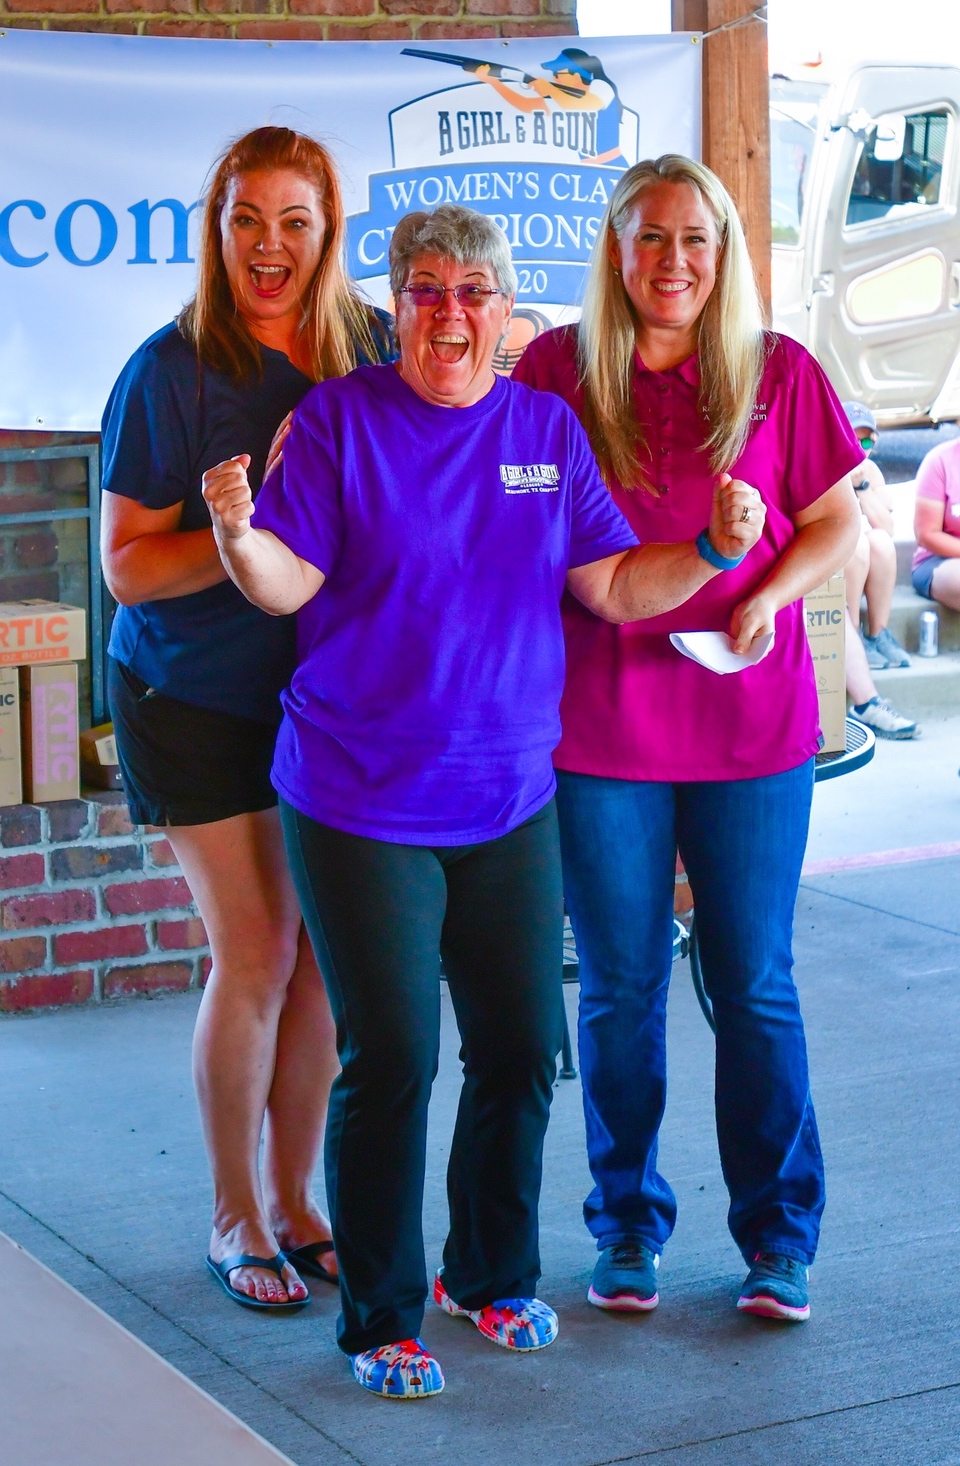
[556,761,824,1267]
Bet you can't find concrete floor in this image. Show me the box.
[0,1232,294,1466]
[1,724,959,1465]
[807,712,960,862]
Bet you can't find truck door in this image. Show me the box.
[805,65,960,421]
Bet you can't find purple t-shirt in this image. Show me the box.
[251,364,638,843]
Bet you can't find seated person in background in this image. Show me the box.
[841,402,910,669]
[913,433,960,613]
[845,604,918,740]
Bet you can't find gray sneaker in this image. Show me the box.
[851,696,919,740]
[870,627,911,668]
[737,1253,810,1322]
[588,1241,659,1312]
[861,632,891,670]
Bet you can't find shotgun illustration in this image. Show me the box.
[401,48,584,99]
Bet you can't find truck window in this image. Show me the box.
[845,109,949,227]
[770,78,826,245]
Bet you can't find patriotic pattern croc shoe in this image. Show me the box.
[433,1272,558,1350]
[351,1338,444,1399]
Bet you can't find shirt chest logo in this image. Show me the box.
[500,463,560,494]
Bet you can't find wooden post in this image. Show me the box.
[671,0,771,319]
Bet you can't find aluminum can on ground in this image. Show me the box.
[918,609,939,658]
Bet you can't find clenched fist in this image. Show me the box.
[707,473,766,561]
[203,454,254,541]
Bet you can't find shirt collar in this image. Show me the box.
[634,349,700,387]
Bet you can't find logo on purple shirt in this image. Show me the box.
[500,462,560,493]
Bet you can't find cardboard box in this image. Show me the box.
[803,576,846,755]
[0,666,22,807]
[20,663,80,803]
[0,600,86,667]
[79,721,123,791]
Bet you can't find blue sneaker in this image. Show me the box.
[434,1272,558,1349]
[351,1338,444,1398]
[737,1253,810,1322]
[588,1241,659,1312]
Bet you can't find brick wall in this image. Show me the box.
[0,0,576,41]
[0,794,209,1012]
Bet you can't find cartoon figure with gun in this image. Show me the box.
[402,46,628,169]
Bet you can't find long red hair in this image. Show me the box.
[179,126,377,382]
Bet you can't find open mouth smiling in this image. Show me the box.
[431,333,469,364]
[651,280,692,295]
[249,263,292,297]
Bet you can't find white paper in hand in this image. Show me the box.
[669,630,775,675]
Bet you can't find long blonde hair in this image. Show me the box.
[577,154,766,491]
[179,126,377,382]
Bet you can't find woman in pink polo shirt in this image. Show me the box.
[514,155,862,1325]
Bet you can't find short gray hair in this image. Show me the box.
[389,204,518,297]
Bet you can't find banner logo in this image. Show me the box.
[347,46,640,314]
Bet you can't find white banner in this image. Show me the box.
[0,29,700,430]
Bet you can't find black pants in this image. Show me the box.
[280,798,564,1355]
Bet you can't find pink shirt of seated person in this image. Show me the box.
[912,437,960,569]
[512,326,863,783]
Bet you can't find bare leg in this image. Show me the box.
[263,925,340,1275]
[844,534,876,708]
[167,807,336,1302]
[844,528,870,627]
[931,559,960,611]
[844,608,876,706]
[864,529,896,636]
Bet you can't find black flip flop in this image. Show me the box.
[205,1252,310,1311]
[282,1239,339,1285]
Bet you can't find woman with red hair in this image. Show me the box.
[100,127,394,1310]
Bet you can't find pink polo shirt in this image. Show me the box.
[913,437,960,568]
[513,327,863,782]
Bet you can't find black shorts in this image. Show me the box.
[107,656,279,828]
[912,554,946,600]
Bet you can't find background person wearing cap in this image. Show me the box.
[839,402,918,738]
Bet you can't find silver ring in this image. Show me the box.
[740,506,752,523]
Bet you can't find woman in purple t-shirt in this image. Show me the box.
[514,156,862,1325]
[201,203,765,1400]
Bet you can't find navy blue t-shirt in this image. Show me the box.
[103,316,395,723]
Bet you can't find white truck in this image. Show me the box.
[771,64,960,425]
